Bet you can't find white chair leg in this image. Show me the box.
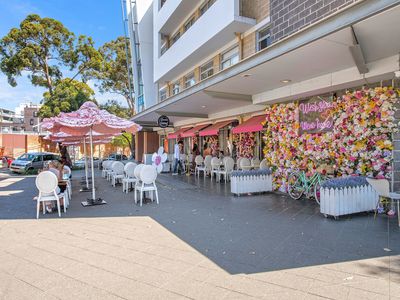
[37,199,40,219]
[155,189,159,204]
[140,190,143,207]
[134,187,137,204]
[56,199,61,217]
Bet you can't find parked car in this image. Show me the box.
[1,156,14,168]
[106,153,128,161]
[73,157,100,169]
[10,152,60,174]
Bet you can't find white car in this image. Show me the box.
[73,157,100,169]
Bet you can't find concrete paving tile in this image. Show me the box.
[152,289,191,299]
[262,290,326,300]
[222,291,261,299]
[162,278,230,299]
[0,274,51,300]
[206,274,288,298]
[45,276,123,300]
[107,280,162,300]
[248,271,315,293]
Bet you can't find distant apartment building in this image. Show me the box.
[126,0,400,158]
[0,102,41,133]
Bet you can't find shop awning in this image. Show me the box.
[167,127,192,139]
[232,115,266,134]
[199,120,234,137]
[181,124,211,138]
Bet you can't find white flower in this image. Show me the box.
[152,147,168,173]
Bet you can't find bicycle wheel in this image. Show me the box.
[287,172,304,200]
[313,176,324,205]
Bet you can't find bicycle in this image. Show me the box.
[287,170,326,204]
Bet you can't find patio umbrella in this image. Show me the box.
[42,102,142,206]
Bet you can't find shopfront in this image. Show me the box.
[199,120,238,157]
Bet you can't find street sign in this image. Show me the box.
[158,115,170,128]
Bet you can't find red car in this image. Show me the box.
[1,156,14,168]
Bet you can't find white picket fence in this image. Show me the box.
[320,185,378,218]
[231,174,273,195]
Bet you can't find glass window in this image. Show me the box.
[171,31,180,45]
[160,39,168,55]
[200,60,214,80]
[200,0,216,16]
[160,0,167,8]
[172,82,180,95]
[221,46,239,70]
[257,27,271,51]
[184,72,196,88]
[184,17,195,32]
[30,119,34,125]
[159,87,167,101]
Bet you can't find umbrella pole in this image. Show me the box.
[89,128,96,200]
[80,137,91,192]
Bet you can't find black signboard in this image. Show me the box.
[158,115,170,128]
[299,96,335,134]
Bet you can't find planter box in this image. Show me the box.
[320,185,378,218]
[231,170,272,195]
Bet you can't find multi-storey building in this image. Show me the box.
[126,0,400,182]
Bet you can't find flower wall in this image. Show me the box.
[263,87,398,191]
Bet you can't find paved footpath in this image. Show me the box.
[0,170,399,299]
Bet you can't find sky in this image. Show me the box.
[0,0,127,111]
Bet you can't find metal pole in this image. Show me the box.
[83,137,89,189]
[89,128,96,200]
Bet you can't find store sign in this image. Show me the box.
[299,96,335,134]
[157,115,170,128]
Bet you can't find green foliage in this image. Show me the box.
[0,14,103,95]
[111,133,132,149]
[100,99,131,119]
[0,14,75,92]
[39,78,96,118]
[88,37,134,113]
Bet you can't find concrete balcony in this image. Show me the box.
[156,0,198,35]
[154,0,256,82]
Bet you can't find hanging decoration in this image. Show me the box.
[263,87,398,191]
[235,132,256,158]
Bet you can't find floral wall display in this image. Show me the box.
[263,87,398,191]
[206,136,219,156]
[234,133,256,158]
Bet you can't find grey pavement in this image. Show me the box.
[0,169,400,299]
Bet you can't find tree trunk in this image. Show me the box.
[44,57,53,95]
[130,133,136,160]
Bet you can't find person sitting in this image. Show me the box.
[191,143,200,172]
[203,143,211,156]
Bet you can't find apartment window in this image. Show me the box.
[221,46,239,70]
[200,0,216,16]
[200,60,214,80]
[160,41,168,55]
[257,27,271,51]
[160,0,167,8]
[172,81,180,95]
[184,72,196,88]
[171,31,180,46]
[159,87,167,101]
[184,17,195,32]
[29,119,34,126]
[33,111,38,117]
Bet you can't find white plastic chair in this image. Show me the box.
[111,161,125,187]
[217,157,235,183]
[106,161,115,181]
[203,155,212,178]
[122,163,137,193]
[135,165,158,207]
[35,171,62,219]
[134,164,144,192]
[210,157,221,181]
[236,157,242,170]
[194,155,205,177]
[366,178,400,226]
[251,158,260,169]
[101,160,110,178]
[259,159,269,170]
[240,158,252,171]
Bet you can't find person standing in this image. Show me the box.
[173,140,184,175]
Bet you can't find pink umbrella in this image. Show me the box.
[41,101,142,205]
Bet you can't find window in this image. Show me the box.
[221,46,239,70]
[171,31,180,46]
[159,87,167,101]
[257,27,271,51]
[200,60,214,80]
[160,0,167,8]
[160,36,168,55]
[172,81,180,95]
[184,17,195,32]
[200,0,216,16]
[29,119,34,125]
[33,111,38,117]
[184,72,196,88]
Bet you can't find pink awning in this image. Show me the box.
[232,115,266,134]
[199,120,234,137]
[167,127,192,139]
[181,124,211,138]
